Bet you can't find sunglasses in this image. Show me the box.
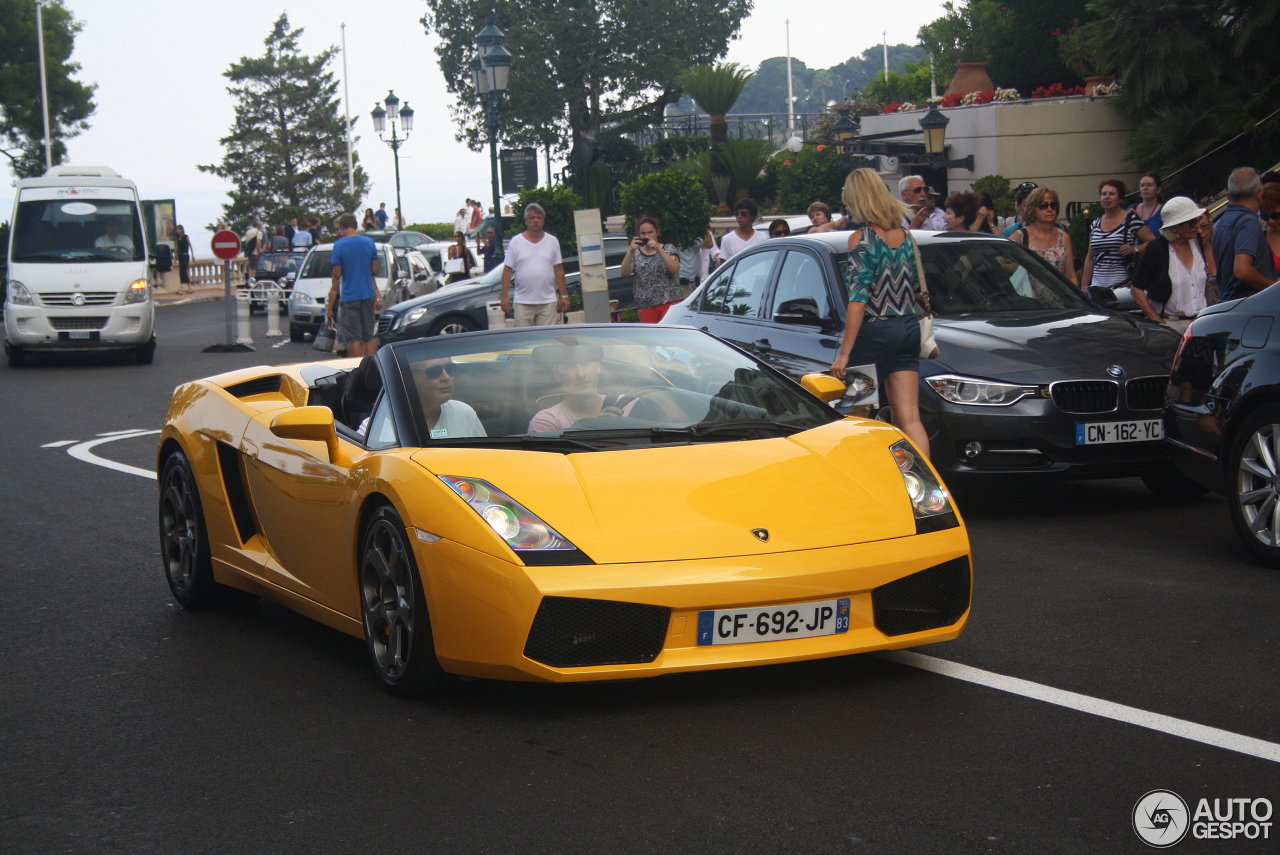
[1035,201,1059,210]
[423,362,456,379]
[910,187,928,194]
[1265,212,1280,221]
[770,229,789,236]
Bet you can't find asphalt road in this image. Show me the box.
[2,299,1277,854]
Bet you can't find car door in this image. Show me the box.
[687,247,782,352]
[752,248,845,378]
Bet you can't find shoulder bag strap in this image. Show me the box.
[909,233,931,314]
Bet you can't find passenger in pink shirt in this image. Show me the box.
[527,346,638,432]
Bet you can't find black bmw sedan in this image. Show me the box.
[1165,285,1280,564]
[662,231,1190,492]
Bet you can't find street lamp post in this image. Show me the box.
[371,91,414,230]
[474,16,512,263]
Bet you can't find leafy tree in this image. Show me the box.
[918,0,1012,86]
[769,147,848,214]
[862,58,933,107]
[511,184,584,256]
[421,0,752,154]
[198,14,369,232]
[618,169,713,248]
[0,0,95,179]
[986,0,1089,94]
[734,57,813,114]
[1087,0,1280,196]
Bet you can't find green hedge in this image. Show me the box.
[512,184,586,256]
[404,223,455,241]
[618,169,714,249]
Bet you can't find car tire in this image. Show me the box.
[1227,403,1280,567]
[289,323,305,342]
[159,450,225,609]
[135,336,156,365]
[1140,466,1209,501]
[359,505,449,697]
[5,340,24,368]
[428,316,479,337]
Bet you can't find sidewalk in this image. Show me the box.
[153,283,241,307]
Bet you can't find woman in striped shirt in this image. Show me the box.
[1082,178,1156,291]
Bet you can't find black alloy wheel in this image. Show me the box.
[359,505,448,696]
[159,450,223,608]
[136,336,156,365]
[289,323,306,342]
[1227,403,1280,567]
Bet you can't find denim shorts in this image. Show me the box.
[849,313,920,376]
[337,298,377,344]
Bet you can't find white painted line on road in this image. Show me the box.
[41,440,77,448]
[64,430,161,481]
[880,650,1280,764]
[96,429,153,436]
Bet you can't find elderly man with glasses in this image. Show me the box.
[899,176,947,230]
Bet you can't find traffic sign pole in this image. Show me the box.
[203,230,253,353]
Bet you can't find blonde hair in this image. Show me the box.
[842,169,910,230]
[1021,186,1059,223]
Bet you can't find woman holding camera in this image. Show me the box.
[621,216,682,322]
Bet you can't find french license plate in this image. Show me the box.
[697,598,850,646]
[1075,419,1163,445]
[59,330,97,341]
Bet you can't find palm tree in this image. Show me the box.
[677,63,753,209]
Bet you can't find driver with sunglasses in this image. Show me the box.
[410,358,486,440]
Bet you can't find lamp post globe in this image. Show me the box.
[474,15,512,264]
[372,91,412,231]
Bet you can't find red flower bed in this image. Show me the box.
[940,92,964,108]
[971,90,995,104]
[1030,83,1086,99]
[882,101,901,114]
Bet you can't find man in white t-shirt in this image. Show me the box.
[291,224,313,249]
[500,203,569,326]
[716,198,768,264]
[94,221,135,254]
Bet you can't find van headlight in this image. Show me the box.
[926,374,1040,406]
[7,281,34,306]
[393,306,429,331]
[123,279,150,304]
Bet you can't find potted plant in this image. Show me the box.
[1055,22,1114,95]
[919,0,1008,96]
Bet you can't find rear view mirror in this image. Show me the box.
[800,373,847,403]
[773,297,824,326]
[1088,285,1119,309]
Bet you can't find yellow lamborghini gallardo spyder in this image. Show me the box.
[157,325,971,696]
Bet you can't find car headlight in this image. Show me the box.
[440,476,578,553]
[123,279,150,304]
[925,374,1040,406]
[7,281,34,306]
[394,306,429,331]
[890,440,953,519]
[291,290,316,305]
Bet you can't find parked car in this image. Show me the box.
[157,324,970,696]
[378,236,633,344]
[662,231,1191,493]
[288,243,430,342]
[239,250,304,313]
[1164,286,1280,564]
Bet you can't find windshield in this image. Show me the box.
[298,249,333,279]
[255,253,304,276]
[916,240,1091,314]
[11,198,146,263]
[390,326,840,449]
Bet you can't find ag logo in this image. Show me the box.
[1133,789,1189,847]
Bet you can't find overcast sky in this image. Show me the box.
[3,0,946,252]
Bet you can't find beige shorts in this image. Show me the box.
[514,302,559,327]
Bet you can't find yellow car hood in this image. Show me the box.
[411,419,917,564]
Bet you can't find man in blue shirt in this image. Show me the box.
[374,203,389,230]
[327,213,381,357]
[1213,167,1277,303]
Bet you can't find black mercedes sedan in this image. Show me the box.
[1165,285,1280,564]
[662,231,1190,492]
[378,236,634,344]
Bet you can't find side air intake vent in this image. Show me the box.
[872,557,971,637]
[524,597,670,667]
[224,375,283,398]
[216,442,259,543]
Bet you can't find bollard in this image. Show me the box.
[236,291,253,346]
[265,286,282,337]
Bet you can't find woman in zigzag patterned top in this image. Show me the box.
[829,168,930,457]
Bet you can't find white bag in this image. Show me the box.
[444,256,465,274]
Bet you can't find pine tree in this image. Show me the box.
[199,14,368,232]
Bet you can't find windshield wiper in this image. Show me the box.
[566,420,804,443]
[425,434,620,453]
[684,419,805,438]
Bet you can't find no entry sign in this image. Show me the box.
[211,230,241,260]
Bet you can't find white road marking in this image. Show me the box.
[96,428,153,436]
[41,440,77,448]
[64,430,161,481]
[880,650,1280,764]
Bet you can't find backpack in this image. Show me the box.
[154,243,173,272]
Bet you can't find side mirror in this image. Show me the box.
[270,406,348,465]
[800,373,847,403]
[772,297,824,326]
[1087,285,1119,309]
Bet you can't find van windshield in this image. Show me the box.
[11,199,146,263]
